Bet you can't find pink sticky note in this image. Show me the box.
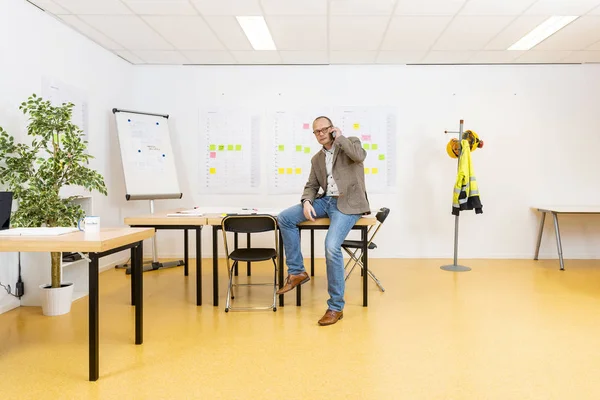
[362,135,372,141]
[303,123,309,129]
[210,152,216,158]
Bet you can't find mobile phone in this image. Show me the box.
[330,125,336,138]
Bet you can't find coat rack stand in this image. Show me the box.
[441,119,471,272]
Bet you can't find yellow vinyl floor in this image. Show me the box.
[1,258,600,399]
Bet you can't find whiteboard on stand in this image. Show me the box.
[113,108,182,200]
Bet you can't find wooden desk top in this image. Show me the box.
[205,216,376,227]
[533,206,600,214]
[0,227,155,253]
[124,209,208,226]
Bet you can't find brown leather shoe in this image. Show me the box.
[318,309,343,326]
[276,271,310,295]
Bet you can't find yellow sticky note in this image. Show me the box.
[209,144,216,151]
[304,147,310,154]
[278,168,285,175]
[286,168,293,174]
[353,123,360,130]
[295,168,302,175]
[218,145,225,151]
[372,168,378,174]
[378,154,385,161]
[210,168,216,174]
[227,144,234,151]
[235,144,242,151]
[278,145,285,151]
[296,145,303,152]
[363,144,371,150]
[371,144,378,150]
[364,168,370,174]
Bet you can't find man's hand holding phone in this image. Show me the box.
[331,126,342,141]
[303,200,317,221]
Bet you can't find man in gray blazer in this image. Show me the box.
[276,116,370,326]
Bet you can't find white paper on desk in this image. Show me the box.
[0,227,79,236]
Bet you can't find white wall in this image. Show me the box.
[129,64,600,260]
[0,0,134,312]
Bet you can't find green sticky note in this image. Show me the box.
[296,145,303,152]
[227,144,234,151]
[304,147,310,154]
[372,144,378,150]
[218,145,225,151]
[363,144,371,150]
[235,144,242,151]
[209,144,216,151]
[378,154,385,161]
[278,144,285,151]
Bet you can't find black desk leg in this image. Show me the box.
[297,230,302,306]
[234,233,238,276]
[130,246,136,306]
[213,226,219,307]
[89,253,100,381]
[196,227,202,306]
[135,241,143,345]
[247,233,252,276]
[184,229,189,276]
[362,227,368,307]
[310,230,315,276]
[278,230,284,307]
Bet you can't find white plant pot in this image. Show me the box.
[39,282,74,316]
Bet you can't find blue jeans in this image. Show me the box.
[277,196,361,312]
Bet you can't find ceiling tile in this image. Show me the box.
[79,15,174,50]
[560,50,600,62]
[376,51,427,63]
[132,50,190,64]
[142,16,224,50]
[191,0,262,16]
[468,50,525,63]
[460,0,538,15]
[432,16,514,50]
[203,16,253,50]
[381,16,451,51]
[279,51,328,64]
[230,51,282,64]
[123,1,198,15]
[52,0,132,14]
[266,16,327,51]
[329,16,389,51]
[524,0,600,15]
[260,0,327,15]
[534,16,600,51]
[330,0,397,16]
[28,0,71,14]
[329,51,377,63]
[115,50,145,63]
[421,51,475,63]
[396,0,467,16]
[182,51,237,64]
[57,15,124,49]
[514,50,573,63]
[484,15,549,50]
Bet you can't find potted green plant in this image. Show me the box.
[0,94,107,315]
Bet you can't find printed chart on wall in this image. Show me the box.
[42,76,89,146]
[332,106,397,193]
[200,109,261,194]
[267,108,331,194]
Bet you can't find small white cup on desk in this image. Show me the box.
[78,216,100,234]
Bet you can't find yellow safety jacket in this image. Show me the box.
[452,139,483,216]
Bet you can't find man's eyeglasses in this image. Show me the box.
[313,125,332,135]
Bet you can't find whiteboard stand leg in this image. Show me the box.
[121,200,184,275]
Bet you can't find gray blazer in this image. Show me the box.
[301,136,370,215]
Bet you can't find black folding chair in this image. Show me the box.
[221,214,279,312]
[342,207,390,292]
